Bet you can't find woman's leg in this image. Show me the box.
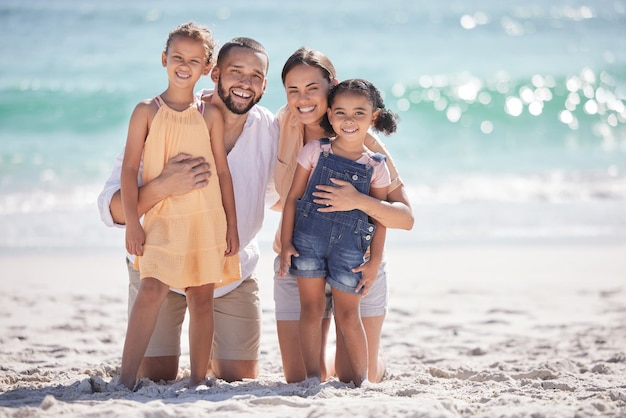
[276,318,332,382]
[186,283,215,386]
[362,315,385,382]
[296,277,327,380]
[331,288,367,386]
[120,277,170,389]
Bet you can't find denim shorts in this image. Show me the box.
[274,255,389,321]
[289,201,376,294]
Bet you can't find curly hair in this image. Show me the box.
[320,79,399,136]
[164,21,216,65]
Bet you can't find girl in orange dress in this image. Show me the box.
[119,22,239,390]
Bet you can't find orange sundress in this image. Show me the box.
[136,96,240,290]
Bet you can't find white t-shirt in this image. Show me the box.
[97,90,279,298]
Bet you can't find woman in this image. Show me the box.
[272,47,414,383]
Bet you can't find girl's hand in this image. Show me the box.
[125,222,145,256]
[224,227,240,256]
[313,178,361,212]
[278,243,299,278]
[353,259,378,295]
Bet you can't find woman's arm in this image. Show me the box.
[312,179,414,230]
[313,130,414,230]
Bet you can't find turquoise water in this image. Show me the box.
[1,0,625,248]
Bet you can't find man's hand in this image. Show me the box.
[155,153,212,196]
[109,153,212,225]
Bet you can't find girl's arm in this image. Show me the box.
[278,164,309,277]
[354,185,388,295]
[205,104,239,256]
[121,101,151,256]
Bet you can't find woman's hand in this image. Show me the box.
[313,178,362,212]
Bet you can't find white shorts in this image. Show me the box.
[273,255,388,321]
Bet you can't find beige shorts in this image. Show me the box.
[127,259,260,360]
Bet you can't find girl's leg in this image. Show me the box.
[333,324,351,383]
[120,277,170,389]
[274,257,333,382]
[334,314,385,383]
[335,258,388,383]
[296,277,327,380]
[185,283,215,386]
[331,288,367,387]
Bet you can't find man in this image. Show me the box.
[97,37,279,383]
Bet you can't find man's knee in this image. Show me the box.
[211,359,258,382]
[138,356,179,382]
[138,278,169,302]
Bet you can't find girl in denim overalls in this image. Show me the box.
[279,79,399,387]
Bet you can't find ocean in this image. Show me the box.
[1,0,625,250]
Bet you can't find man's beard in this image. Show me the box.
[217,78,263,115]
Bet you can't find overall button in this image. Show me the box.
[365,235,371,241]
[352,174,359,181]
[368,226,374,232]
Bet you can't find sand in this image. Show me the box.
[1,244,625,417]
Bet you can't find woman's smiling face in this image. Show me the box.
[284,64,333,127]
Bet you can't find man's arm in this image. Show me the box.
[99,153,212,225]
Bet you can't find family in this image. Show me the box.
[96,21,414,391]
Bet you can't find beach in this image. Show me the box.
[1,242,625,417]
[1,1,626,416]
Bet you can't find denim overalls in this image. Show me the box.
[290,138,385,294]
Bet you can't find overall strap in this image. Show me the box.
[366,152,386,169]
[320,137,332,157]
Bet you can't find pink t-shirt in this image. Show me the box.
[296,140,391,190]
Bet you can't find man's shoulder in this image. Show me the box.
[245,105,279,144]
[248,104,277,124]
